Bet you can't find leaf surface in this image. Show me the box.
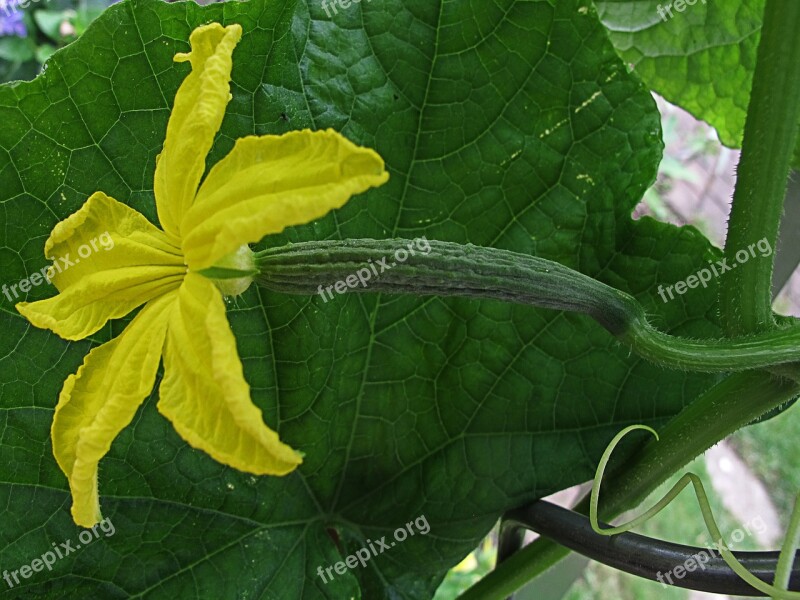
[0,0,726,597]
[594,0,763,147]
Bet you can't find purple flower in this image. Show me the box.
[0,0,27,38]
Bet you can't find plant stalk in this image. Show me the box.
[720,0,800,334]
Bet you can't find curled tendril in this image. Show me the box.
[590,424,800,598]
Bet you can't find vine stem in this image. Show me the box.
[719,0,800,334]
[254,239,800,372]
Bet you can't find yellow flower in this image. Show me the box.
[15,22,389,527]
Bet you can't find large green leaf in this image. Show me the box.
[0,0,728,597]
[595,0,763,147]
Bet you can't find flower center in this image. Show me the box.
[203,245,257,297]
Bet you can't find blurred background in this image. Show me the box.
[2,10,798,600]
[0,0,114,82]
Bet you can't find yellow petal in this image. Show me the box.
[158,273,302,475]
[181,129,390,270]
[154,23,243,239]
[15,192,185,341]
[52,292,175,527]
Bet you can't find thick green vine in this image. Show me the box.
[720,0,800,334]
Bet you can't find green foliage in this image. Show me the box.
[0,0,787,598]
[596,0,800,168]
[595,0,763,147]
